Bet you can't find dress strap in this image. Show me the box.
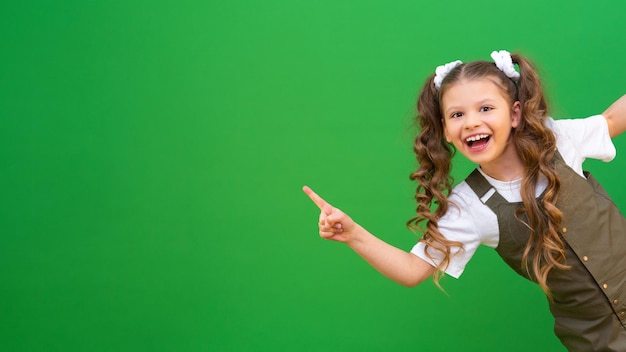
[464,169,509,211]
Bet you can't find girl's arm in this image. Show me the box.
[303,186,435,287]
[603,94,626,138]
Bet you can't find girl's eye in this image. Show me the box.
[480,106,493,112]
[450,112,463,119]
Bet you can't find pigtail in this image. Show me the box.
[511,54,568,298]
[408,75,462,288]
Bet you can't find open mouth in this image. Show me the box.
[465,134,490,148]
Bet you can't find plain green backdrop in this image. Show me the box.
[1,0,625,351]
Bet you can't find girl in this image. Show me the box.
[303,50,626,351]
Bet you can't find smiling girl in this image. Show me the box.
[303,50,626,350]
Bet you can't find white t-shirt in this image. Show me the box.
[410,115,616,278]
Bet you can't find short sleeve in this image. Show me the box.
[549,115,616,176]
[410,186,499,278]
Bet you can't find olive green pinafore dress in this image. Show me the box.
[465,152,626,351]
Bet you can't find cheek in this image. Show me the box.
[442,121,457,143]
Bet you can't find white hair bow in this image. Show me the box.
[490,50,520,81]
[433,60,463,90]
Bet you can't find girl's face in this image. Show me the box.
[441,78,523,180]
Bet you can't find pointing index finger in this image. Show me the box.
[302,186,332,215]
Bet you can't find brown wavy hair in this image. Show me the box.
[407,53,569,297]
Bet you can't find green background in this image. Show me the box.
[1,1,625,351]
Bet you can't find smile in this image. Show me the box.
[465,134,491,148]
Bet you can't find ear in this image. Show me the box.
[442,119,452,142]
[511,101,522,128]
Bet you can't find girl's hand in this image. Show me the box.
[302,186,358,244]
[302,186,434,287]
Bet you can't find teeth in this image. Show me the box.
[466,134,489,142]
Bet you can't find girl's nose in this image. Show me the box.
[464,113,482,129]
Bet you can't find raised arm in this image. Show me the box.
[302,186,434,287]
[603,94,626,138]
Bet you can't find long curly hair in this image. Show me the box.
[407,53,569,297]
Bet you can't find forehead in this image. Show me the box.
[441,78,509,107]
